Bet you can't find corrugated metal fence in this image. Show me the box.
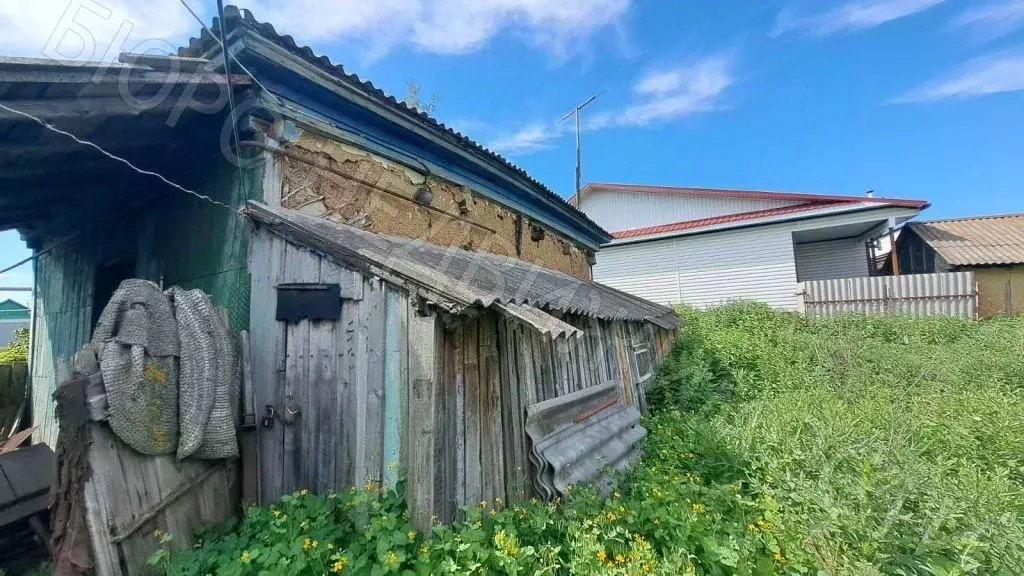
[797,271,977,319]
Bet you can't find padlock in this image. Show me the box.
[261,405,275,429]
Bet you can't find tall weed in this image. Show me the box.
[653,303,1024,575]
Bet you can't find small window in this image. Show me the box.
[629,325,653,383]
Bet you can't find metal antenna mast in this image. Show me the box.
[560,93,601,206]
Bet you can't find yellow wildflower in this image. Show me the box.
[692,503,706,514]
[240,550,251,564]
[311,540,319,548]
[774,550,785,563]
[327,543,335,550]
[489,509,496,517]
[615,553,625,564]
[300,520,309,530]
[407,530,416,542]
[331,555,349,572]
[613,491,621,499]
[419,544,430,558]
[747,523,758,532]
[152,529,164,540]
[480,500,488,508]
[597,550,607,561]
[299,488,309,497]
[272,509,282,518]
[606,512,617,521]
[385,551,399,565]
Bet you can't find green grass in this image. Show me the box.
[161,303,1024,575]
[650,303,1024,574]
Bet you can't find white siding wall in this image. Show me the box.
[793,238,870,282]
[595,226,799,309]
[593,208,918,311]
[580,190,801,233]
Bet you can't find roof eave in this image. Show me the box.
[608,203,923,246]
[184,8,612,248]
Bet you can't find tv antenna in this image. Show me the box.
[560,92,601,206]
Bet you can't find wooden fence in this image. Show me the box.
[796,271,977,319]
[0,362,28,440]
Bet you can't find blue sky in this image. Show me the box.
[1,0,1023,303]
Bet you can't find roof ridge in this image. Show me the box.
[914,212,1024,224]
[577,182,929,209]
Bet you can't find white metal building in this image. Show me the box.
[576,184,929,310]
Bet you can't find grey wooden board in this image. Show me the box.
[480,313,504,505]
[318,261,348,493]
[361,278,386,487]
[453,321,466,515]
[336,267,363,490]
[463,318,482,508]
[438,325,456,522]
[406,303,436,530]
[283,243,320,494]
[250,228,286,503]
[84,422,234,576]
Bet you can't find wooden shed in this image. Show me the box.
[244,201,677,525]
[897,214,1024,317]
[0,6,678,574]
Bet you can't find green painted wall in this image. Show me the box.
[29,159,262,446]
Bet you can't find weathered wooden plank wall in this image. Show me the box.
[250,234,413,504]
[84,424,236,576]
[250,230,677,514]
[30,163,255,448]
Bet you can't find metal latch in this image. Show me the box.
[261,405,275,429]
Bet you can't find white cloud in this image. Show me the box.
[950,0,1024,39]
[773,0,945,37]
[891,52,1024,103]
[0,0,629,62]
[488,122,565,154]
[589,53,735,128]
[488,52,736,154]
[237,0,630,58]
[0,0,198,59]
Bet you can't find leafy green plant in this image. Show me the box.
[0,328,28,364]
[160,304,1024,575]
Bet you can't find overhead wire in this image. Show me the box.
[0,101,236,274]
[0,102,234,211]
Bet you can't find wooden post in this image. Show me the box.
[406,301,437,531]
[888,219,901,276]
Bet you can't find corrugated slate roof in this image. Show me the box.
[179,6,607,240]
[908,214,1024,266]
[244,201,680,329]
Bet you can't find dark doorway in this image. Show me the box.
[91,259,136,329]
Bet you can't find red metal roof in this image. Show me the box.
[612,201,857,239]
[576,183,930,209]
